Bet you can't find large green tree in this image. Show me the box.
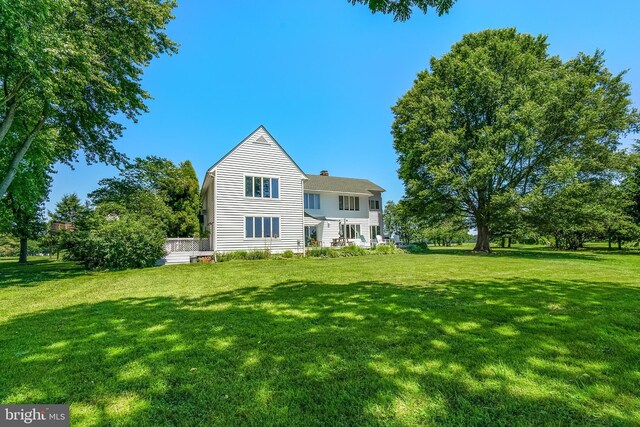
[383,200,425,243]
[44,193,89,258]
[167,160,201,237]
[349,0,456,21]
[0,0,178,198]
[392,28,638,252]
[0,150,51,262]
[628,145,640,228]
[89,156,200,237]
[49,193,87,225]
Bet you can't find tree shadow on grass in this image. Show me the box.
[0,277,639,425]
[0,258,86,289]
[588,248,640,256]
[420,246,607,261]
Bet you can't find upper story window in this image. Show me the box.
[369,199,380,210]
[339,195,359,211]
[245,176,279,199]
[304,193,320,210]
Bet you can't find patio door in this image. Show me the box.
[305,226,318,246]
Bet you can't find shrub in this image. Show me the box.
[282,249,295,258]
[306,247,341,258]
[66,216,165,270]
[374,244,395,254]
[407,242,430,254]
[217,250,248,262]
[341,245,367,256]
[246,249,271,260]
[217,249,270,262]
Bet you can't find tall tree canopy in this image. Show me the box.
[349,0,456,21]
[89,156,201,237]
[628,145,640,227]
[392,28,638,251]
[383,200,424,243]
[0,0,178,198]
[49,193,87,225]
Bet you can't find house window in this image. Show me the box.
[304,225,318,245]
[369,199,380,210]
[245,216,280,238]
[344,224,361,239]
[339,195,359,211]
[245,176,279,199]
[304,193,320,210]
[263,178,270,198]
[370,225,381,240]
[245,217,253,238]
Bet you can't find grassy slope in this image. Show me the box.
[0,247,639,426]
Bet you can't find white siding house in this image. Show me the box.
[201,126,307,253]
[303,174,385,247]
[200,126,385,254]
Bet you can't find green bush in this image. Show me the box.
[66,216,165,270]
[218,245,404,262]
[282,249,295,258]
[407,242,430,254]
[374,244,395,254]
[246,250,271,260]
[217,249,271,262]
[217,250,248,262]
[341,245,367,256]
[306,247,341,258]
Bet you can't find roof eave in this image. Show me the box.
[303,189,374,196]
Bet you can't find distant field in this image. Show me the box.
[1,246,639,426]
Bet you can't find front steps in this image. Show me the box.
[163,252,191,265]
[157,251,214,266]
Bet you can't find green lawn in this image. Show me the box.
[1,247,639,426]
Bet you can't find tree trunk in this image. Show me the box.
[474,224,491,252]
[19,237,28,263]
[507,237,512,248]
[0,100,17,143]
[608,237,612,249]
[618,238,622,250]
[0,114,45,198]
[500,237,505,248]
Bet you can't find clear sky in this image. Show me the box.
[47,0,640,211]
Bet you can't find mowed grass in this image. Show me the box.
[1,247,639,426]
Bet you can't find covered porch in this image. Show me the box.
[304,214,372,248]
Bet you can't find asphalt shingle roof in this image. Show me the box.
[304,174,385,195]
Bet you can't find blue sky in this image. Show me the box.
[47,0,640,211]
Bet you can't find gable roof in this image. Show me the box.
[201,125,307,190]
[304,174,385,195]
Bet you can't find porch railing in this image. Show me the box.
[164,238,210,253]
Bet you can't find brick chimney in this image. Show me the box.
[320,170,329,176]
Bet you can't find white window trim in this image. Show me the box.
[344,223,362,239]
[370,225,381,239]
[243,215,282,240]
[339,195,360,211]
[304,192,321,210]
[243,174,281,200]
